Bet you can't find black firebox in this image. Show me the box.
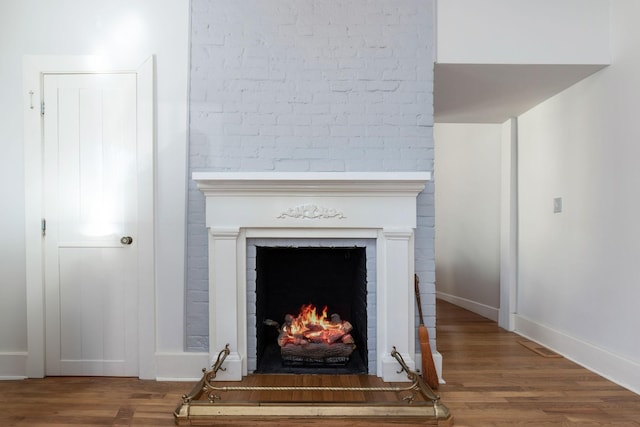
[254,246,368,374]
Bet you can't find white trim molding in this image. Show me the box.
[0,352,28,380]
[155,352,210,382]
[436,292,499,322]
[515,315,640,395]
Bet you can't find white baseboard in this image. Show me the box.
[155,352,210,381]
[515,314,640,395]
[1,351,208,381]
[5,350,446,385]
[4,348,445,385]
[436,292,499,322]
[0,352,27,380]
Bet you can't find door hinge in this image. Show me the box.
[41,218,46,237]
[41,101,45,116]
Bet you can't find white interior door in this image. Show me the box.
[43,73,139,376]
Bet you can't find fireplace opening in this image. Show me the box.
[254,246,368,374]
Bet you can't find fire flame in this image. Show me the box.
[288,304,334,335]
[278,304,353,346]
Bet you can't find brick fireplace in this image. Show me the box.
[194,171,430,382]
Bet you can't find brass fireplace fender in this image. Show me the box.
[174,345,452,425]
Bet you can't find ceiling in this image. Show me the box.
[434,63,607,124]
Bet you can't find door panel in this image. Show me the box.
[43,73,138,376]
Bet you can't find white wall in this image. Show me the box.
[0,0,190,378]
[516,0,640,394]
[434,123,502,320]
[437,0,609,64]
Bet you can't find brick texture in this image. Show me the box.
[186,0,436,352]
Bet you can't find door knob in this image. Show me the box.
[120,236,133,245]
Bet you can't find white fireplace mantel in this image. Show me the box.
[194,171,431,382]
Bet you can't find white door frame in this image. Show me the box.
[23,55,156,379]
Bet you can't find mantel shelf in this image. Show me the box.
[193,171,432,195]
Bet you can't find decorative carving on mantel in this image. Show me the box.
[277,204,346,220]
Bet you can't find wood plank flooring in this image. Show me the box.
[0,376,186,426]
[1,299,639,426]
[434,299,640,426]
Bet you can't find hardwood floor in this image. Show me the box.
[0,376,186,426]
[1,300,639,426]
[434,299,640,426]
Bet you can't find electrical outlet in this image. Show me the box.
[553,197,562,213]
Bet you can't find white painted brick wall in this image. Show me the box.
[186,0,436,352]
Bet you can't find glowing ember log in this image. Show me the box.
[264,304,356,365]
[278,304,352,346]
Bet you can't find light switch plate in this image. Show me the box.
[553,197,562,213]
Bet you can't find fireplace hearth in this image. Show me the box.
[194,172,431,382]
